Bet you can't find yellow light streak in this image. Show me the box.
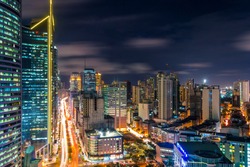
[30,15,49,30]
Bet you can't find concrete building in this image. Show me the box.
[174,142,233,167]
[132,85,140,105]
[202,86,220,122]
[233,80,249,106]
[145,77,155,103]
[103,81,128,129]
[79,93,105,132]
[157,72,173,120]
[138,102,152,120]
[84,129,123,161]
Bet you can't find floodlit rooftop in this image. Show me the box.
[85,128,123,138]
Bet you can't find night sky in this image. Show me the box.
[23,0,250,86]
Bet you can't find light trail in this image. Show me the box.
[60,97,68,167]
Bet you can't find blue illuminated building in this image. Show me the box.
[22,25,48,146]
[0,0,22,166]
[22,20,58,148]
[174,142,233,167]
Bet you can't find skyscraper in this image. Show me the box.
[157,72,173,120]
[70,72,82,91]
[22,0,56,149]
[168,73,180,116]
[233,80,249,106]
[22,25,48,146]
[0,0,22,166]
[78,93,105,131]
[202,85,220,122]
[82,68,96,93]
[103,81,128,129]
[95,72,102,96]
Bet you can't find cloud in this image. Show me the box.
[22,1,49,19]
[58,57,152,75]
[234,33,250,51]
[57,42,106,57]
[22,0,90,18]
[216,69,243,77]
[180,63,212,68]
[78,14,147,25]
[176,71,191,75]
[125,38,170,48]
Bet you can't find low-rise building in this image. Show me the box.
[218,136,250,167]
[174,142,233,167]
[84,129,123,161]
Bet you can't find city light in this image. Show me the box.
[5,1,250,167]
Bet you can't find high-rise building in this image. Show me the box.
[82,68,96,93]
[103,81,128,129]
[157,72,173,120]
[182,79,195,110]
[132,77,155,105]
[138,102,152,120]
[145,77,155,103]
[189,85,202,119]
[70,72,82,91]
[0,0,22,166]
[78,93,105,131]
[202,85,220,122]
[233,80,249,106]
[22,1,56,149]
[95,72,102,96]
[132,85,140,104]
[168,73,180,116]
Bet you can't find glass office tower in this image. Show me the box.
[22,26,48,146]
[22,19,58,149]
[0,0,22,166]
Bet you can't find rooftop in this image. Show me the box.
[157,142,174,149]
[226,136,250,143]
[177,142,221,156]
[176,142,232,164]
[85,128,123,138]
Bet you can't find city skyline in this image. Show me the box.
[23,0,250,86]
[2,1,250,166]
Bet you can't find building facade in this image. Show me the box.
[22,20,57,148]
[78,93,105,131]
[69,72,82,91]
[233,80,249,106]
[202,86,220,122]
[174,142,233,167]
[103,81,128,129]
[218,136,250,167]
[157,72,173,120]
[82,68,96,93]
[0,0,22,166]
[84,129,123,161]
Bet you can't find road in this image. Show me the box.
[60,97,69,167]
